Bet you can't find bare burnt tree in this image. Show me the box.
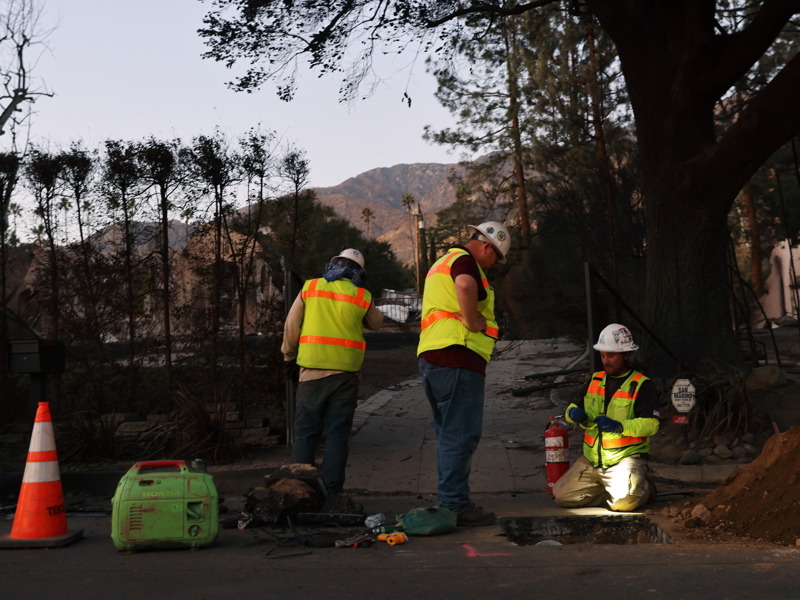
[25,147,63,339]
[0,0,53,140]
[138,137,189,395]
[228,127,276,405]
[58,142,119,413]
[278,148,311,272]
[59,143,101,338]
[0,151,20,378]
[187,131,241,399]
[102,140,146,404]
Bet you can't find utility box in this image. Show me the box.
[111,460,219,551]
[8,340,66,374]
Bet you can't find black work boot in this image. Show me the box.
[456,502,497,527]
[646,479,658,504]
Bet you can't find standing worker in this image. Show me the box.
[282,249,383,496]
[553,323,660,511]
[418,221,510,526]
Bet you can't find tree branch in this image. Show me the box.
[0,88,26,134]
[710,0,800,97]
[426,0,560,28]
[677,51,800,206]
[307,0,356,55]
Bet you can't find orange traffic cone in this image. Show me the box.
[0,402,82,548]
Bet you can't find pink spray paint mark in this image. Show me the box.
[462,544,513,557]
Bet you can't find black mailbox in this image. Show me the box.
[8,339,66,374]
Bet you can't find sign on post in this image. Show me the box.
[671,378,696,413]
[673,415,689,425]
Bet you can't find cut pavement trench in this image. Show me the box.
[502,515,675,545]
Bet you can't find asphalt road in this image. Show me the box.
[2,494,800,600]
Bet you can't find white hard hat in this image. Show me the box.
[467,221,510,264]
[333,248,365,270]
[593,323,639,352]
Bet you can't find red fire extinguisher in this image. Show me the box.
[545,415,570,494]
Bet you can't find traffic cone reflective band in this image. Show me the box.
[0,402,82,548]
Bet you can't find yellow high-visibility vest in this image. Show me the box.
[566,370,659,467]
[297,278,371,371]
[417,247,497,362]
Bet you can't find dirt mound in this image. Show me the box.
[690,426,800,545]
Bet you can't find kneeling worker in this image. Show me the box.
[282,249,383,495]
[553,323,660,512]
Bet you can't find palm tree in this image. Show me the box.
[401,192,415,215]
[401,192,416,262]
[361,206,375,238]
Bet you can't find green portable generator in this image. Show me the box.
[111,459,219,550]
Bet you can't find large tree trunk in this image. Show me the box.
[588,0,800,376]
[632,74,736,375]
[643,183,739,375]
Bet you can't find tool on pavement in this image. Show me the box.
[372,524,405,534]
[378,532,408,545]
[334,531,375,548]
[296,513,366,527]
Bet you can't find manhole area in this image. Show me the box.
[501,515,674,545]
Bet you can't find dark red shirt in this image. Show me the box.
[420,246,487,376]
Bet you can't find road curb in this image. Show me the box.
[0,467,277,498]
[0,460,742,500]
[650,463,741,485]
[1,471,127,498]
[207,467,275,495]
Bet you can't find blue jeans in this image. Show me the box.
[419,357,485,514]
[292,372,359,494]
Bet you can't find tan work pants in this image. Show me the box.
[552,455,651,512]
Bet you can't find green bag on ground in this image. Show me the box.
[396,506,457,536]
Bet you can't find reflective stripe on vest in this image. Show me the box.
[420,309,499,339]
[302,278,371,310]
[299,335,367,350]
[584,434,646,448]
[582,370,652,467]
[297,278,371,371]
[417,248,498,362]
[426,251,462,277]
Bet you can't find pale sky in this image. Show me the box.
[21,0,464,189]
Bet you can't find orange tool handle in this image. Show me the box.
[380,532,408,545]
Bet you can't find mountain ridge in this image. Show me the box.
[313,161,461,263]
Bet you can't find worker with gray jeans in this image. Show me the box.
[282,249,383,495]
[292,372,360,493]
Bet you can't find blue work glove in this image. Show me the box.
[594,415,623,433]
[568,407,587,423]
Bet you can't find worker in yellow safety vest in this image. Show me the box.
[417,221,511,527]
[554,323,661,511]
[282,249,383,495]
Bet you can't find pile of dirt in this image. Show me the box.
[667,427,800,545]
